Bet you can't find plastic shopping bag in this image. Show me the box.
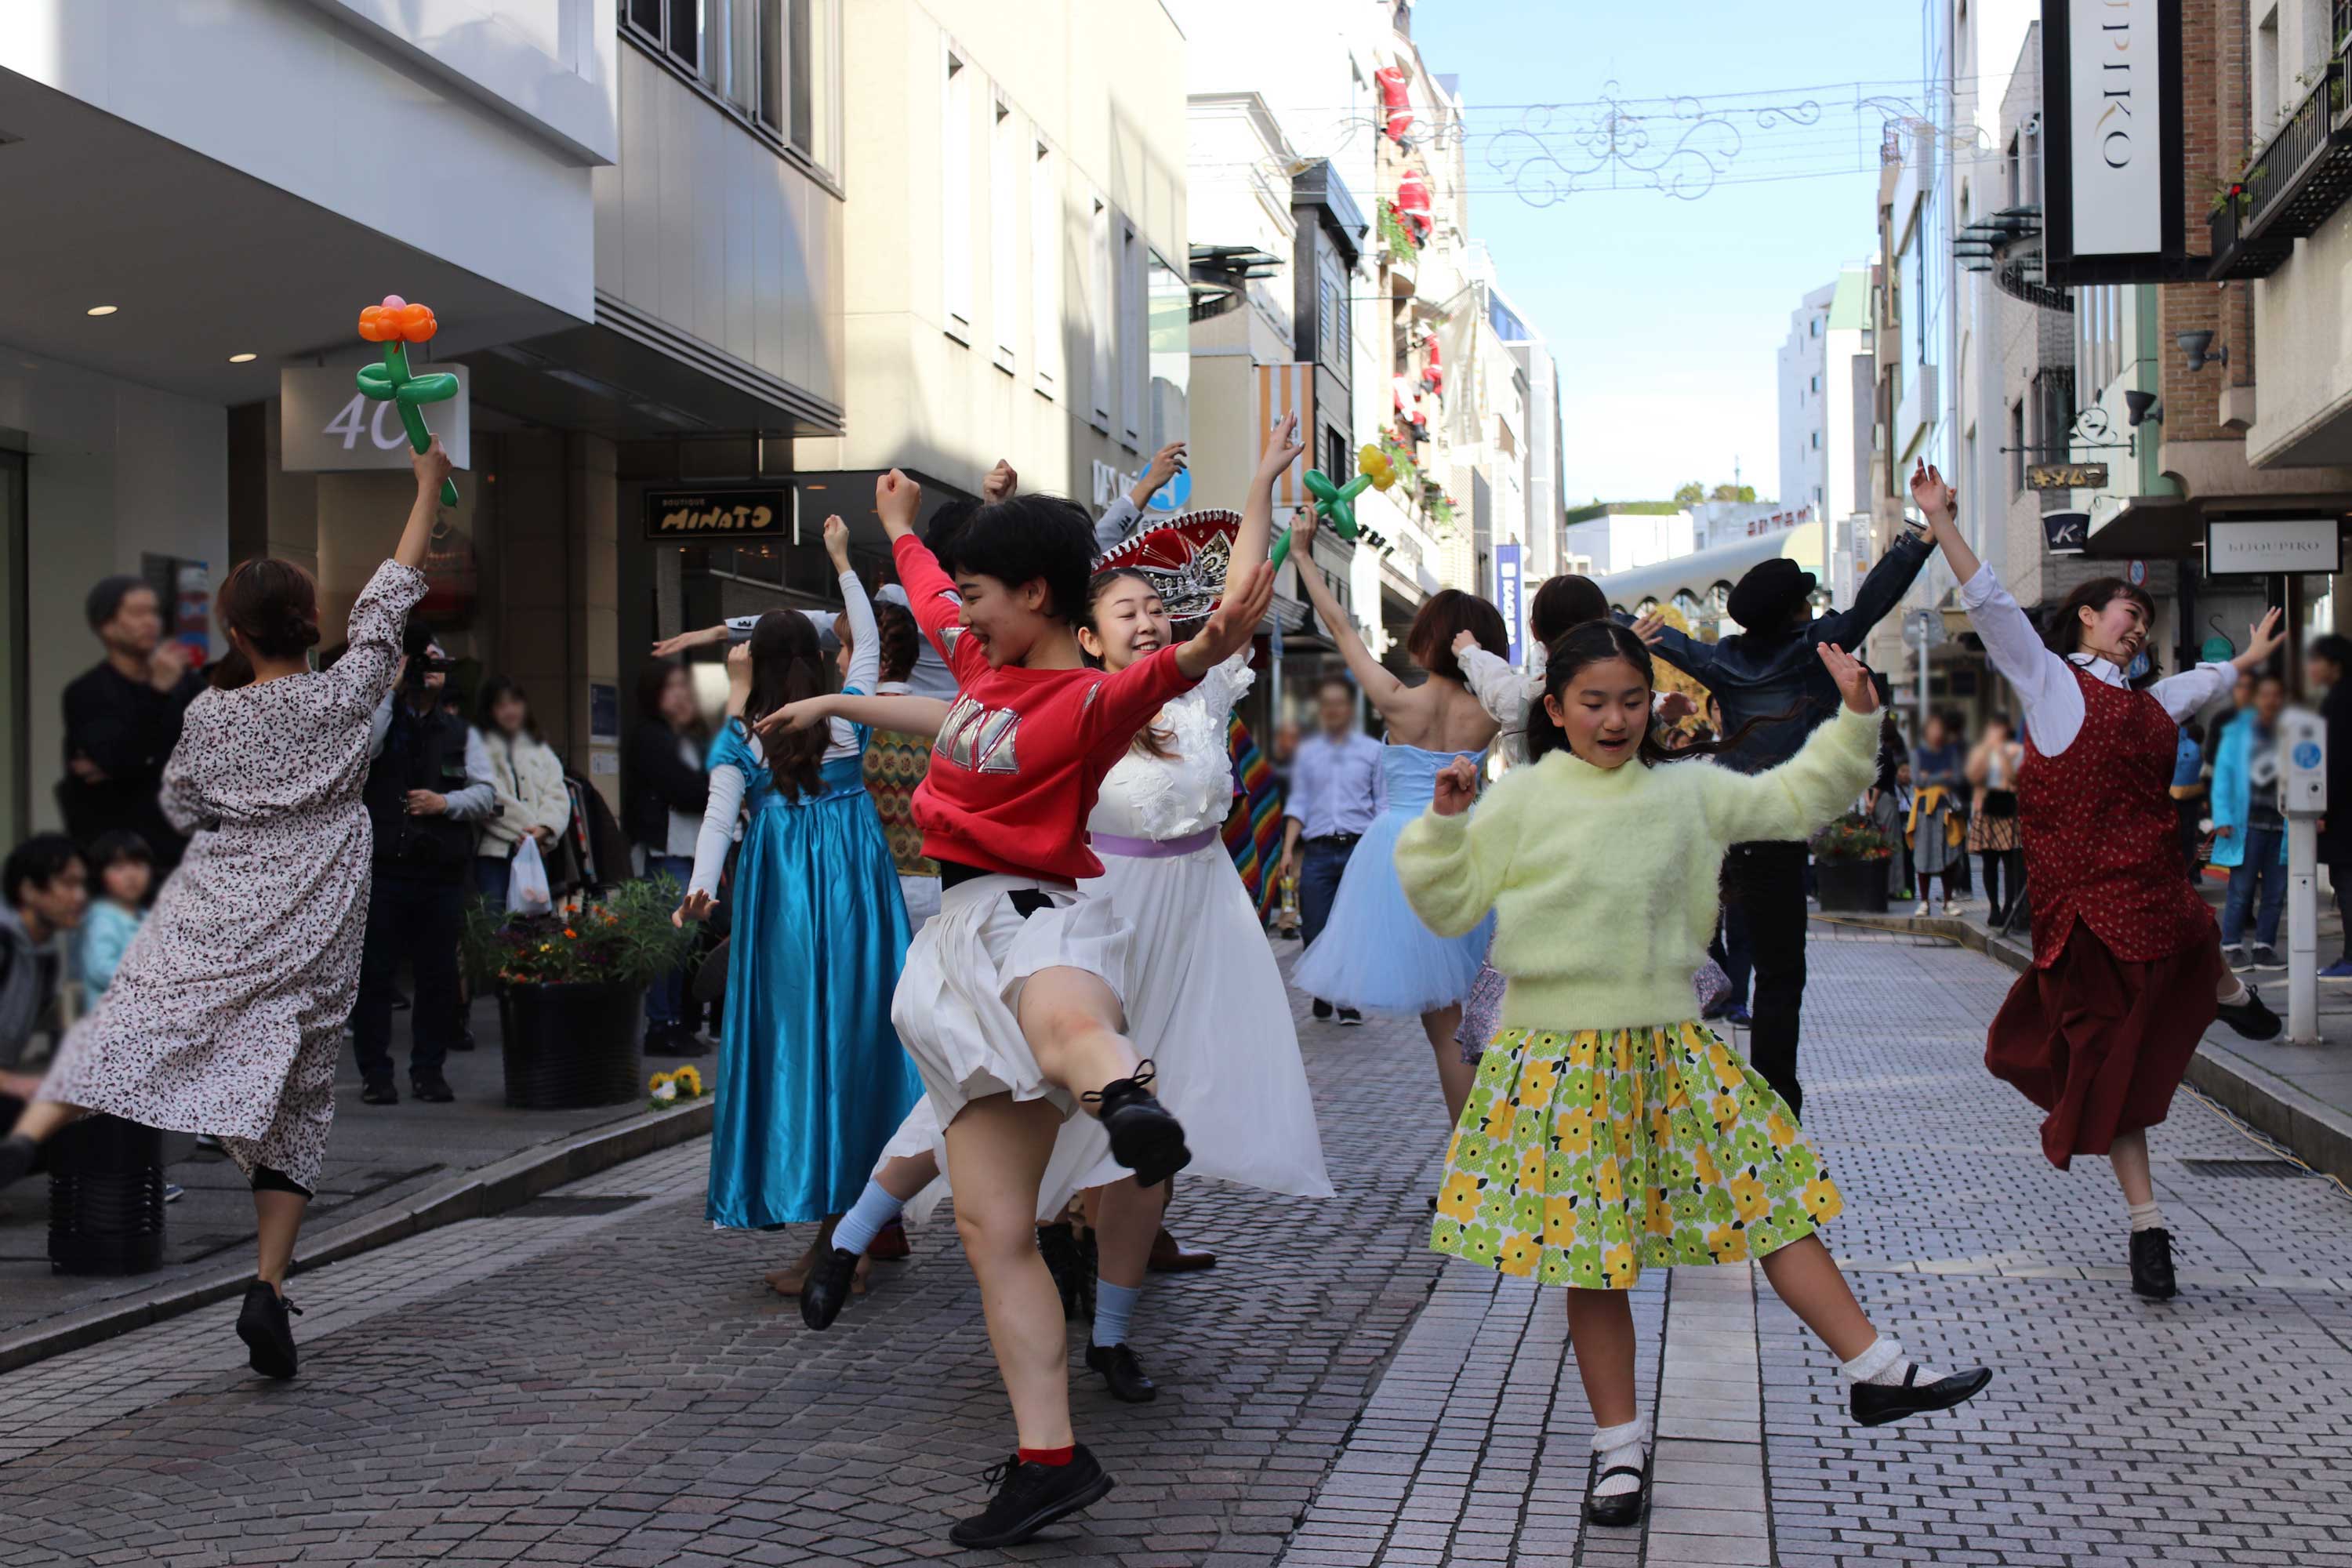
[508,836,554,916]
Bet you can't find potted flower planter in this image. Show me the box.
[496,978,646,1109]
[1814,856,1893,915]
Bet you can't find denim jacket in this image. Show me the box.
[1637,530,1934,775]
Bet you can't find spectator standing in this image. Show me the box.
[1908,712,1966,916]
[58,577,207,874]
[471,677,572,909]
[77,831,153,1000]
[1279,676,1384,1025]
[2170,719,2210,886]
[1966,717,2026,926]
[352,631,496,1104]
[623,660,713,1055]
[0,835,87,1071]
[2212,672,2291,971]
[2308,636,2352,980]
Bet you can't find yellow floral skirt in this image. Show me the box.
[1428,1021,1842,1289]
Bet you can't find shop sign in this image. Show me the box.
[2042,511,2090,554]
[2205,517,2343,576]
[643,488,787,542]
[1494,543,1525,666]
[2042,0,2189,285]
[2028,462,2108,491]
[280,365,471,471]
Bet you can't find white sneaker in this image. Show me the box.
[1912,902,1930,917]
[1943,902,1961,916]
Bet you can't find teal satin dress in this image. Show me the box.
[704,717,924,1229]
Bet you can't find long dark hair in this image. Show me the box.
[212,557,321,690]
[874,600,922,686]
[742,612,831,800]
[474,675,540,741]
[1530,574,1609,648]
[1525,621,1741,768]
[1083,568,1174,759]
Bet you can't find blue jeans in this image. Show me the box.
[474,855,511,909]
[1298,836,1358,955]
[2221,826,2286,948]
[644,855,696,1025]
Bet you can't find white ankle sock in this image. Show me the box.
[1841,1334,1948,1388]
[829,1179,903,1258]
[2127,1201,2165,1234]
[2220,976,2249,1004]
[1589,1414,1648,1497]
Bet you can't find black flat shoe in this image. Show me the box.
[360,1080,399,1106]
[0,1134,39,1192]
[948,1446,1114,1548]
[1850,1364,1994,1426]
[1583,1454,1650,1527]
[1084,1341,1157,1403]
[448,1029,476,1052]
[2131,1228,2179,1300]
[235,1281,303,1380]
[1312,998,1334,1022]
[800,1246,861,1330]
[1085,1062,1191,1187]
[1037,1221,1087,1321]
[2216,985,2282,1041]
[409,1072,456,1104]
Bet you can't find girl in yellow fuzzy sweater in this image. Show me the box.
[1396,620,1991,1529]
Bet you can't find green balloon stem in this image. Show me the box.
[365,340,459,509]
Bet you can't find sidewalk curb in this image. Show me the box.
[0,1099,713,1377]
[1826,911,2352,1185]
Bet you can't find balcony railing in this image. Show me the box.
[2209,50,2352,279]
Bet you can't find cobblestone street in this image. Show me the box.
[6,930,2352,1566]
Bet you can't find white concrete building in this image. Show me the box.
[1777,281,1835,520]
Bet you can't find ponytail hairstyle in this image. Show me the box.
[741,611,832,800]
[212,557,322,690]
[2051,576,2161,686]
[1524,621,1745,768]
[1082,567,1175,758]
[1528,573,1610,650]
[874,600,922,687]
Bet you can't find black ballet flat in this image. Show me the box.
[1850,1365,1994,1427]
[1583,1454,1650,1527]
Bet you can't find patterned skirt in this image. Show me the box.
[1429,1020,1842,1289]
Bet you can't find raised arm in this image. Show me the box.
[1097,441,1185,548]
[1395,756,1522,938]
[1627,611,1721,684]
[676,757,748,921]
[821,516,882,698]
[328,451,438,712]
[757,691,954,742]
[392,441,451,572]
[1814,527,1933,648]
[1285,509,1410,711]
[1694,648,1882,843]
[1913,464,2075,721]
[1453,635,1523,728]
[1236,413,1305,578]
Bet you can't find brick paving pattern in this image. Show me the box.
[4,927,2352,1565]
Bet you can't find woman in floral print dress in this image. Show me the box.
[1393,619,1991,1530]
[0,442,452,1381]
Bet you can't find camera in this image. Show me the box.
[401,622,453,689]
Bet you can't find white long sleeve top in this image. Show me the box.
[687,571,879,899]
[1958,564,2234,758]
[1457,643,1546,767]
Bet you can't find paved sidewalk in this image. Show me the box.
[6,931,2352,1565]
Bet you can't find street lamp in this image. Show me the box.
[2176,330,2228,372]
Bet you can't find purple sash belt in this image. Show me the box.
[1091,828,1221,860]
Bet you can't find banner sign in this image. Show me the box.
[1494,543,1526,666]
[643,488,787,542]
[2028,462,2109,491]
[281,365,471,472]
[2042,0,2190,285]
[2205,517,2343,576]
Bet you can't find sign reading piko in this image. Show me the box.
[643,488,788,543]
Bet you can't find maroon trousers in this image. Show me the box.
[1985,919,2223,1171]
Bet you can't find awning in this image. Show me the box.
[1593,522,1826,617]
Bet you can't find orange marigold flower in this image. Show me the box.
[564,928,578,938]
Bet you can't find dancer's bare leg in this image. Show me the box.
[1421,1004,1474,1126]
[1755,1235,1876,1361]
[1091,1175,1167,1292]
[2109,1128,2155,1208]
[1018,967,1140,1099]
[943,1092,1072,1448]
[9,1097,79,1144]
[252,1189,307,1292]
[1564,1288,1639,1427]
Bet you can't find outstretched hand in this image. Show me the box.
[1908,459,1956,535]
[982,459,1018,503]
[1629,611,1666,648]
[753,696,830,739]
[1182,561,1277,675]
[1256,411,1306,480]
[673,890,717,927]
[412,437,452,495]
[2238,606,2287,670]
[822,514,851,572]
[1432,756,1480,818]
[876,469,922,535]
[1818,643,1880,714]
[650,626,725,658]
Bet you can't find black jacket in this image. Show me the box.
[56,662,205,867]
[622,719,710,852]
[2322,681,2352,862]
[363,701,477,879]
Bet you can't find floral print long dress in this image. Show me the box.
[41,561,426,1192]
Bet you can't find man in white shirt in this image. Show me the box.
[1280,677,1384,1023]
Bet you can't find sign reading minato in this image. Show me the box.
[2028,462,2109,491]
[644,488,788,543]
[281,365,472,472]
[2205,517,2343,577]
[2042,0,2187,285]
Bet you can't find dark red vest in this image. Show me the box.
[2017,664,2214,968]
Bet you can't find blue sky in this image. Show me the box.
[1409,0,1926,505]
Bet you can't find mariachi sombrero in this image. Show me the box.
[1092,509,1242,622]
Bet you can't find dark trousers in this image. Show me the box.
[1980,849,2025,924]
[354,871,466,1087]
[1298,836,1359,956]
[1723,840,1809,1120]
[2332,856,2352,962]
[1713,899,1753,1008]
[643,854,695,1027]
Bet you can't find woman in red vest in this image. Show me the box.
[1911,463,2283,1301]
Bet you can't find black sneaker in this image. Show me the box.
[1337,1008,1363,1027]
[800,1247,861,1330]
[234,1280,303,1380]
[2130,1228,2179,1300]
[409,1071,456,1104]
[2252,945,2286,971]
[449,1028,477,1052]
[1085,1341,1156,1403]
[2216,984,2283,1041]
[1312,998,1334,1022]
[1849,1364,1994,1426]
[1084,1062,1191,1187]
[948,1446,1115,1548]
[360,1080,399,1106]
[1584,1452,1650,1527]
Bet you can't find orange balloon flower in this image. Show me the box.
[357,293,439,344]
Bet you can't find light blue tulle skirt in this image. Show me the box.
[1290,803,1494,1017]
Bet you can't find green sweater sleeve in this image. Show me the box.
[1395,776,1523,939]
[1695,706,1880,846]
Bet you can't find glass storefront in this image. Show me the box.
[0,451,24,842]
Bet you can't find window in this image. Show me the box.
[1811,431,1820,450]
[1120,223,1146,448]
[1088,197,1113,430]
[1317,244,1351,379]
[942,48,972,340]
[1809,317,1820,338]
[1327,426,1348,483]
[625,0,837,169]
[1147,252,1190,450]
[1031,143,1061,396]
[1810,373,1820,394]
[2009,401,2025,495]
[991,96,1018,372]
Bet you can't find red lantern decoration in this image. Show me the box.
[1376,65,1413,142]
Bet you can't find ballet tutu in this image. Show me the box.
[1429,1019,1841,1289]
[1291,804,1494,1016]
[890,873,1131,1125]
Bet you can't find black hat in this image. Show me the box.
[1726,557,1817,632]
[85,574,147,631]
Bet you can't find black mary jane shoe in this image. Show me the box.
[800,1246,862,1330]
[1084,1341,1158,1403]
[2216,985,2283,1042]
[1084,1062,1192,1188]
[1037,1221,1088,1321]
[235,1281,303,1380]
[949,1446,1115,1549]
[2130,1228,2180,1300]
[1850,1364,1994,1427]
[1583,1454,1650,1527]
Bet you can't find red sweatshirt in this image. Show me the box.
[893,532,1200,883]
